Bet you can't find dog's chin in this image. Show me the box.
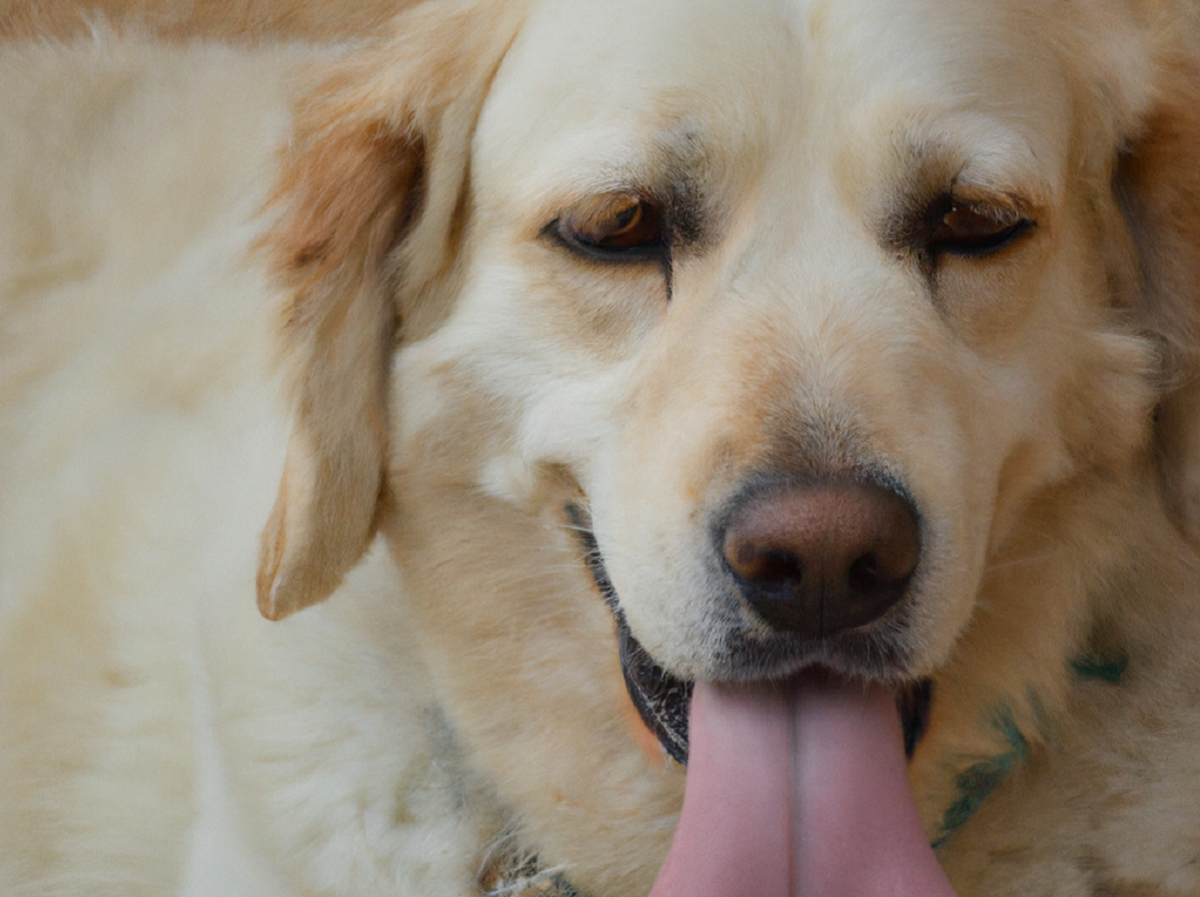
[568,505,934,765]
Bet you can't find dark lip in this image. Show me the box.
[567,504,694,763]
[617,612,694,764]
[567,504,933,765]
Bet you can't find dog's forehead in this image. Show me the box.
[473,0,1074,211]
[473,0,791,200]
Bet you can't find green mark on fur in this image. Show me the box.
[933,651,1128,851]
[994,705,1030,758]
[933,705,1030,849]
[1070,651,1129,684]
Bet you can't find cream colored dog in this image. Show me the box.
[4,0,1200,894]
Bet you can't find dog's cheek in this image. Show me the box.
[385,314,691,887]
[383,443,684,896]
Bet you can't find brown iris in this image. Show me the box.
[554,193,664,259]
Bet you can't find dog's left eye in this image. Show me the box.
[927,199,1032,257]
[551,193,665,261]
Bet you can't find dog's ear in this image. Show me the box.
[1117,54,1200,542]
[256,0,524,620]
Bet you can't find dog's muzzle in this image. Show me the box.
[567,490,931,765]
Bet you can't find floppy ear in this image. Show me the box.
[1118,56,1200,542]
[256,0,525,620]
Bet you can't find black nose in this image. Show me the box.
[719,479,920,638]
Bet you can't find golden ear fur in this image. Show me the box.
[256,0,525,620]
[1119,54,1200,542]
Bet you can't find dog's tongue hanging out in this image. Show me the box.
[649,672,958,897]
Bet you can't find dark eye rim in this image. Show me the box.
[929,217,1034,258]
[922,195,1036,259]
[544,197,669,264]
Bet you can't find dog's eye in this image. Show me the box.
[927,199,1032,257]
[552,193,665,261]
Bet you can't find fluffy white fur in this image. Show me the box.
[4,0,1200,895]
[0,37,493,897]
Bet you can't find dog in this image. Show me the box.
[3,0,1200,893]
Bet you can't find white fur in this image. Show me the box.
[5,2,1200,895]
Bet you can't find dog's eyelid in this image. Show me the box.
[921,190,1036,259]
[544,191,669,263]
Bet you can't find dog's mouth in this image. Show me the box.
[568,503,956,896]
[618,614,933,766]
[568,505,933,766]
[567,503,692,762]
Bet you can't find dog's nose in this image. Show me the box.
[720,480,920,638]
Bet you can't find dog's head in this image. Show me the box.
[253,0,1200,890]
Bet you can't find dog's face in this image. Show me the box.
[456,0,1154,686]
[255,0,1200,891]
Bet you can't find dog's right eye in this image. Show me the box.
[550,193,666,261]
[924,196,1033,258]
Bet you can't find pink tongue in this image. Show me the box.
[649,673,958,897]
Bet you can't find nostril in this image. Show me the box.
[848,546,912,595]
[848,553,882,591]
[719,478,920,638]
[732,546,804,588]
